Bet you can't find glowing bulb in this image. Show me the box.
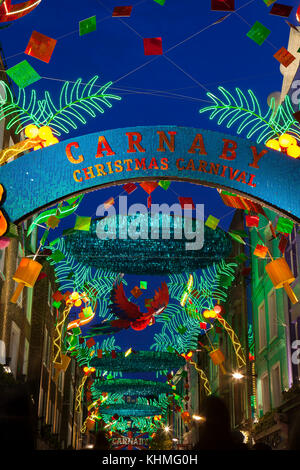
[278,134,297,148]
[75,299,82,307]
[232,372,244,380]
[25,124,39,139]
[287,145,300,159]
[38,126,53,140]
[265,139,281,151]
[203,309,217,319]
[83,366,89,373]
[70,291,79,300]
[164,426,170,432]
[192,415,205,421]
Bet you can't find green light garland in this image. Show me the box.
[0,76,121,135]
[90,351,186,373]
[91,379,172,398]
[199,87,300,144]
[64,217,232,275]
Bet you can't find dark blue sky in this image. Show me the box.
[1,0,299,352]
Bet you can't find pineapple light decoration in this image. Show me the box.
[266,134,300,159]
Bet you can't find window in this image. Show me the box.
[258,301,267,351]
[15,244,23,307]
[271,363,282,408]
[268,290,277,340]
[38,387,43,417]
[26,287,33,324]
[257,258,265,279]
[22,338,29,377]
[43,328,51,368]
[261,373,270,414]
[0,248,6,280]
[9,321,20,377]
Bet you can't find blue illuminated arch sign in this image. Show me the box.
[1,125,300,222]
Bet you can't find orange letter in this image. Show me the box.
[95,136,115,158]
[219,139,237,161]
[126,132,145,153]
[73,170,83,182]
[157,131,176,152]
[188,134,207,155]
[249,147,268,169]
[176,158,185,170]
[66,142,84,164]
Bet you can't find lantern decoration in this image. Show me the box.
[11,257,42,303]
[85,417,96,431]
[53,354,71,381]
[209,349,226,374]
[181,411,191,424]
[265,257,299,305]
[266,133,300,159]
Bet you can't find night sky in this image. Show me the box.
[1,0,299,352]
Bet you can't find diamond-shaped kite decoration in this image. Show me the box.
[131,286,142,298]
[49,250,65,263]
[86,338,96,349]
[52,290,64,302]
[123,182,137,194]
[278,236,288,254]
[246,215,259,227]
[205,215,220,230]
[211,0,235,10]
[25,31,57,63]
[140,281,147,290]
[253,244,268,258]
[72,327,82,336]
[235,252,248,264]
[139,181,159,194]
[143,37,163,55]
[178,197,195,209]
[6,60,41,88]
[46,215,60,229]
[52,300,61,309]
[276,216,293,234]
[274,47,296,67]
[74,215,91,231]
[158,180,171,190]
[104,197,114,209]
[246,21,271,45]
[263,0,276,5]
[270,3,293,17]
[145,298,152,307]
[79,16,97,36]
[112,6,132,17]
[154,0,166,4]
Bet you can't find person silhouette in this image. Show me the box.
[193,395,240,450]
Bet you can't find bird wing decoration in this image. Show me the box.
[147,281,169,316]
[110,281,142,320]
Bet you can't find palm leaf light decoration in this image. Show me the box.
[0,75,121,135]
[0,80,42,133]
[199,86,300,144]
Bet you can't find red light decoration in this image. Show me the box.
[0,0,41,23]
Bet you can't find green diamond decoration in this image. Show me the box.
[158,180,171,190]
[74,216,91,231]
[52,300,61,309]
[235,253,248,264]
[205,215,220,230]
[140,281,147,290]
[79,16,97,36]
[154,0,166,5]
[247,21,271,46]
[72,327,81,336]
[49,250,65,263]
[276,217,294,234]
[263,0,276,5]
[6,60,41,88]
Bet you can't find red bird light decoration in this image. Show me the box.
[85,281,169,336]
